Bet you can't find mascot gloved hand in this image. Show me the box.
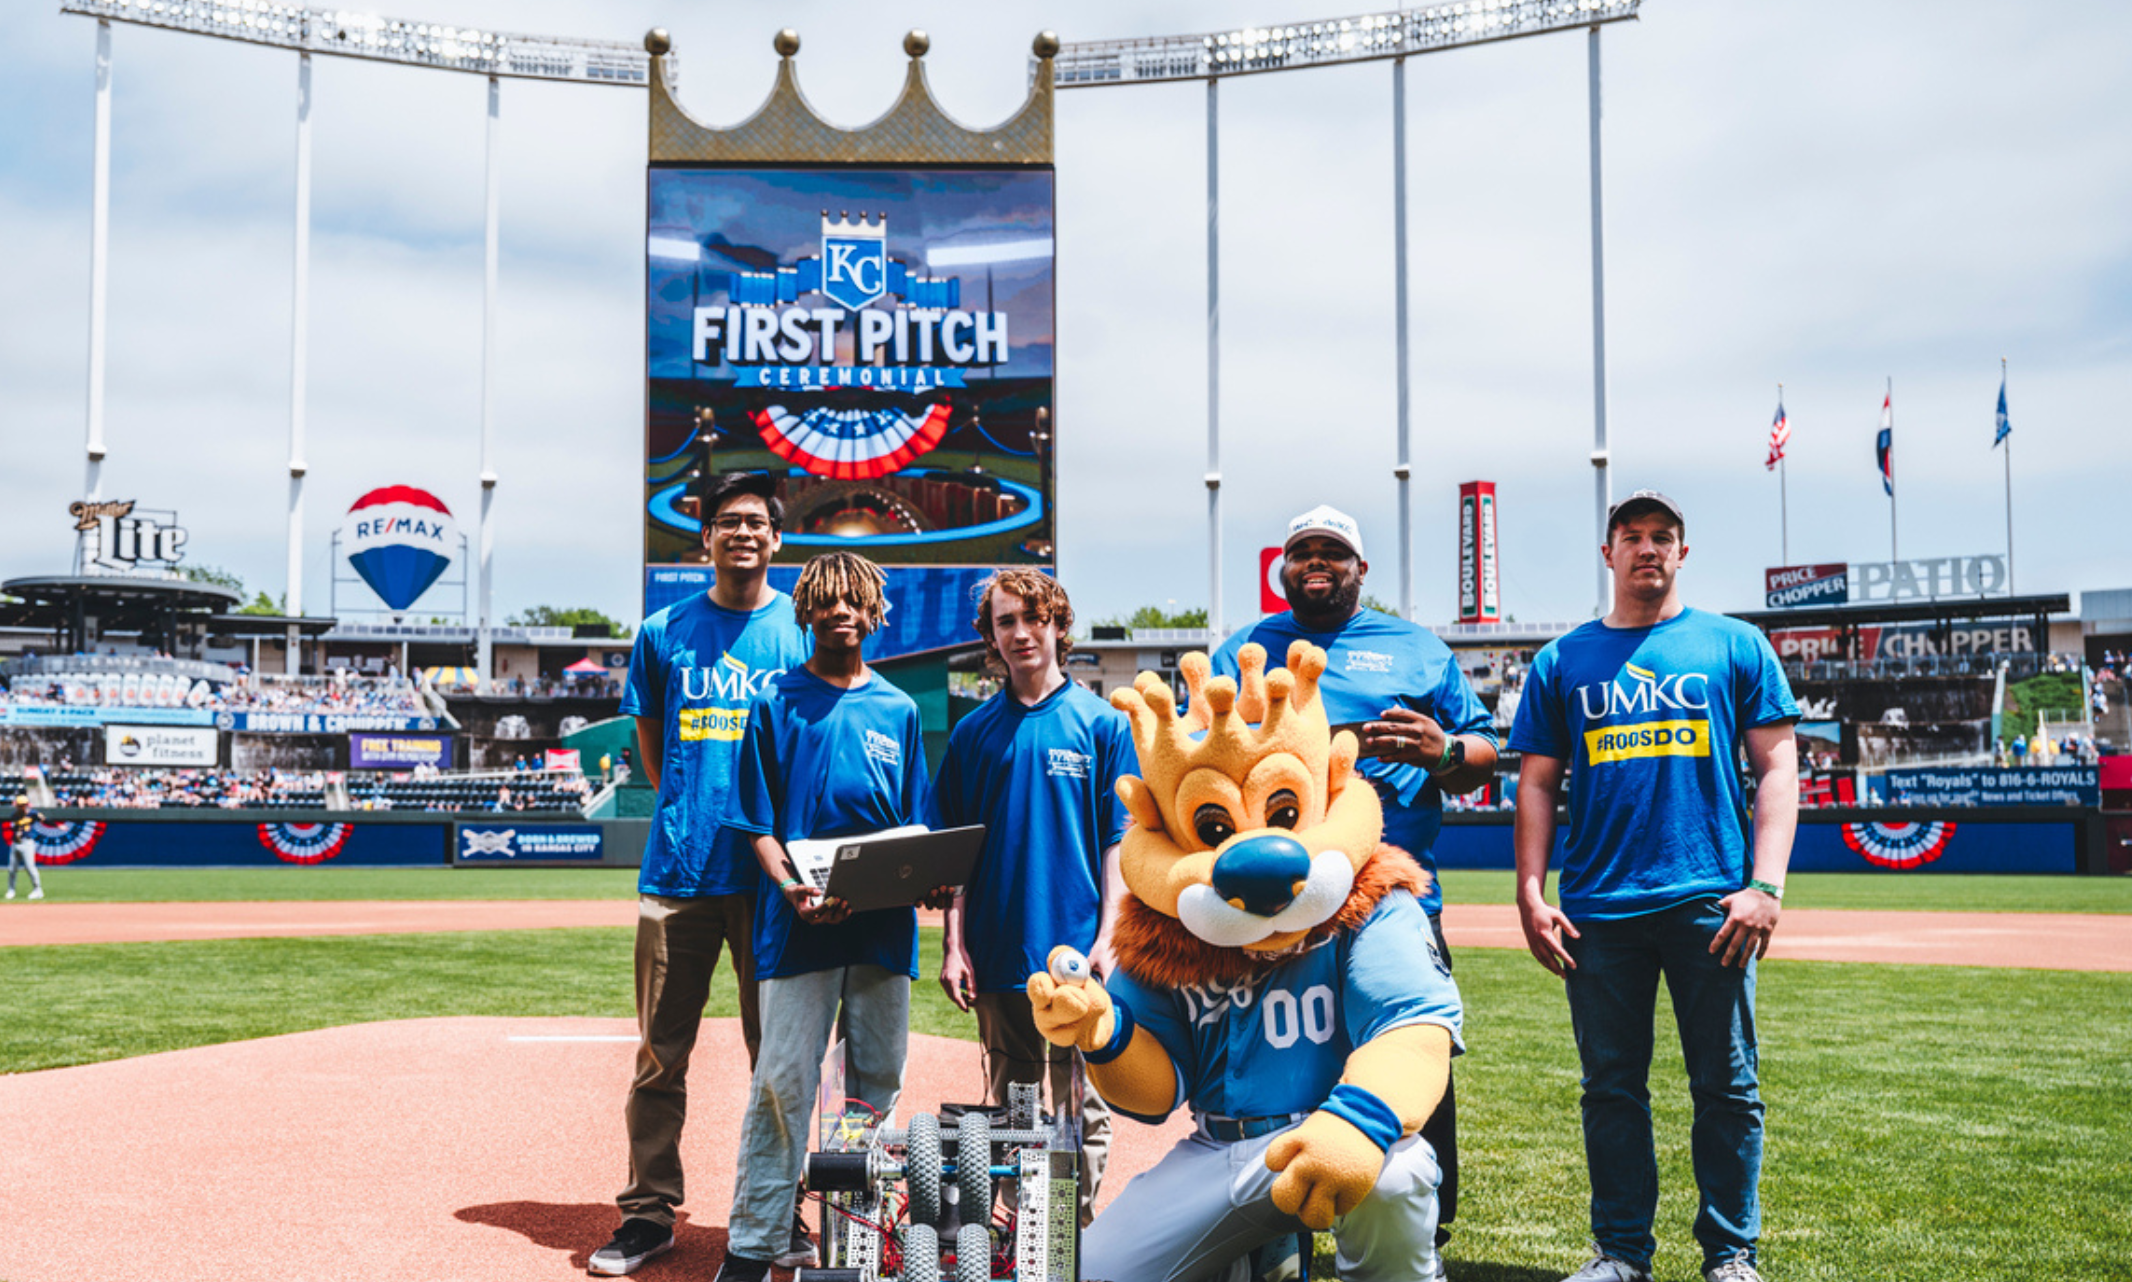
[1028,643,1465,1281]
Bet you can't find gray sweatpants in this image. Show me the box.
[7,839,39,895]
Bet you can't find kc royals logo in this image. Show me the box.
[1841,820,1957,870]
[820,210,887,311]
[461,828,518,857]
[256,822,352,865]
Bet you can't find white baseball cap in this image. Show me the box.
[1284,505,1365,560]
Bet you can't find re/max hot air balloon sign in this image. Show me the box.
[339,486,458,612]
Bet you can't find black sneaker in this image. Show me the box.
[775,1209,819,1269]
[588,1218,674,1276]
[711,1250,774,1282]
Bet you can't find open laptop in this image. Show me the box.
[784,824,986,913]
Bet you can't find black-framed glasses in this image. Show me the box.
[710,515,777,534]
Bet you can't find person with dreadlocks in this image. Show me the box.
[716,551,946,1282]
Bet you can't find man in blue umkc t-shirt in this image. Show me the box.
[719,551,940,1282]
[1211,503,1498,1263]
[932,570,1136,1224]
[595,473,811,1279]
[1510,490,1799,1282]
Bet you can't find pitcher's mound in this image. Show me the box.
[0,1016,1187,1282]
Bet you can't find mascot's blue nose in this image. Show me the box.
[1211,832,1312,918]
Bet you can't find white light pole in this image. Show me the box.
[477,72,500,693]
[1205,78,1222,640]
[1052,1,1642,628]
[287,50,312,670]
[1586,24,1612,616]
[83,18,112,513]
[1392,54,1413,619]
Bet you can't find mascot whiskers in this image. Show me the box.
[1030,641,1465,1282]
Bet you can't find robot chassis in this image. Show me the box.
[798,1077,1082,1282]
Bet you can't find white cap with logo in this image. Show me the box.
[1284,505,1365,560]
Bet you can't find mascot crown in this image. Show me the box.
[1110,641,1356,838]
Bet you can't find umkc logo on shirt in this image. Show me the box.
[677,655,786,742]
[1578,662,1713,765]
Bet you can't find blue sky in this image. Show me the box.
[2,1,2128,631]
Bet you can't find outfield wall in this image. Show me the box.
[25,809,650,870]
[1439,807,2107,875]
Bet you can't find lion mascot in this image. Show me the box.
[1028,642,1463,1282]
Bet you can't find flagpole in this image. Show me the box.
[2003,357,2015,594]
[1778,381,1788,564]
[1887,375,1898,562]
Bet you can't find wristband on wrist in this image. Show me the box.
[1433,739,1454,772]
[778,877,801,892]
[1318,1083,1403,1153]
[1747,878,1784,900]
[1081,997,1136,1065]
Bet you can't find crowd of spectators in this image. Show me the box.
[1,665,425,717]
[37,767,327,809]
[12,761,588,813]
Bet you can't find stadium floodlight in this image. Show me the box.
[926,238,1055,269]
[1048,0,1637,88]
[57,0,654,85]
[1045,1,1640,626]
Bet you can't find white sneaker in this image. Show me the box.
[4,889,13,900]
[27,888,43,901]
[1704,1257,1763,1282]
[1563,1253,1654,1282]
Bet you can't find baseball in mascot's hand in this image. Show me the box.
[1027,944,1113,1052]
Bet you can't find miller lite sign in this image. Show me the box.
[70,500,188,578]
[1456,481,1502,624]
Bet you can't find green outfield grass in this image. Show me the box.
[1438,869,2132,915]
[15,865,641,902]
[23,865,2132,913]
[2,926,2125,1280]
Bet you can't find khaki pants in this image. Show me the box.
[618,892,760,1227]
[974,988,1113,1226]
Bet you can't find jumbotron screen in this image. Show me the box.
[644,166,1055,654]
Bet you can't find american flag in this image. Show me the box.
[1764,395,1790,471]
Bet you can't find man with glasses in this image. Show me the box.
[593,472,813,1277]
[1209,504,1498,1281]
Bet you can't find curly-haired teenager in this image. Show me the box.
[715,552,949,1282]
[931,570,1137,1224]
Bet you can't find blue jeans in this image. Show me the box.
[1563,898,1762,1272]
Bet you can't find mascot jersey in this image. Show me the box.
[728,668,931,981]
[1508,608,1798,920]
[1106,889,1463,1123]
[621,591,809,898]
[929,680,1136,992]
[1212,611,1495,914]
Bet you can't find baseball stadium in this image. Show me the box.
[3,4,2129,1282]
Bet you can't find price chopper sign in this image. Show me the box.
[1765,554,2008,609]
[70,500,188,578]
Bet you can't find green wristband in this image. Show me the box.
[778,877,802,892]
[1747,878,1784,900]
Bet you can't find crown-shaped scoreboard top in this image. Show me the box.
[822,211,887,239]
[646,26,1056,166]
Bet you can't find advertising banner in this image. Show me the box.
[1260,547,1286,615]
[8,818,446,867]
[349,732,455,771]
[645,564,999,659]
[1764,563,1849,609]
[1789,819,2075,873]
[1456,481,1502,624]
[0,705,214,728]
[645,166,1054,660]
[216,711,440,734]
[1767,621,2039,664]
[1883,766,2099,808]
[103,724,219,767]
[455,822,606,865]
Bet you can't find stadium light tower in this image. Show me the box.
[1052,0,1640,628]
[59,0,651,686]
